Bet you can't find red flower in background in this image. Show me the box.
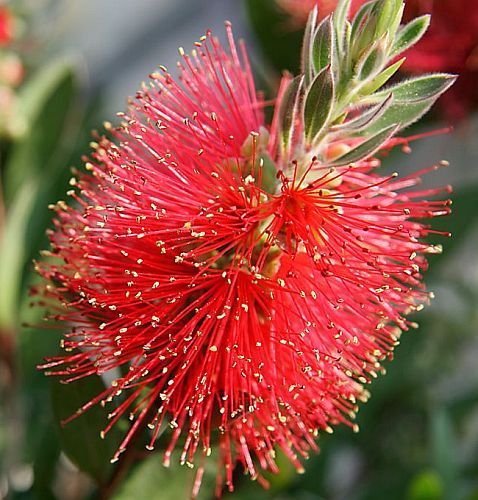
[0,6,24,138]
[0,6,14,46]
[37,23,450,497]
[401,0,478,120]
[277,0,478,120]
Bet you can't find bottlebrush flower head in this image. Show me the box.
[36,0,455,497]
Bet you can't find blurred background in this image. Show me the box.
[0,0,477,499]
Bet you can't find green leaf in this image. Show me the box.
[17,59,79,131]
[51,375,123,486]
[4,59,85,297]
[351,1,376,42]
[332,93,393,133]
[113,451,216,500]
[363,75,457,132]
[386,0,405,39]
[363,98,436,133]
[359,57,405,95]
[341,20,353,72]
[375,0,403,40]
[376,74,457,104]
[0,181,38,330]
[355,37,387,81]
[4,59,81,204]
[304,65,335,144]
[278,75,304,157]
[392,15,431,57]
[351,0,403,59]
[302,7,318,83]
[351,1,379,57]
[312,16,334,75]
[330,123,398,166]
[333,0,352,53]
[0,57,83,335]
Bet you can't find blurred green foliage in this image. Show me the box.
[245,0,303,75]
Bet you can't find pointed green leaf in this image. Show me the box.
[355,37,388,81]
[334,0,352,30]
[392,15,431,57]
[333,0,352,53]
[278,75,304,156]
[389,1,405,39]
[330,123,398,166]
[360,98,437,133]
[351,1,376,41]
[302,7,319,84]
[351,1,380,57]
[376,74,457,104]
[374,0,394,38]
[312,16,334,74]
[332,93,393,133]
[304,65,335,144]
[376,0,403,39]
[359,57,405,95]
[343,19,352,57]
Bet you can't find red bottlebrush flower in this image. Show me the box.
[400,0,478,120]
[37,20,451,498]
[0,6,14,46]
